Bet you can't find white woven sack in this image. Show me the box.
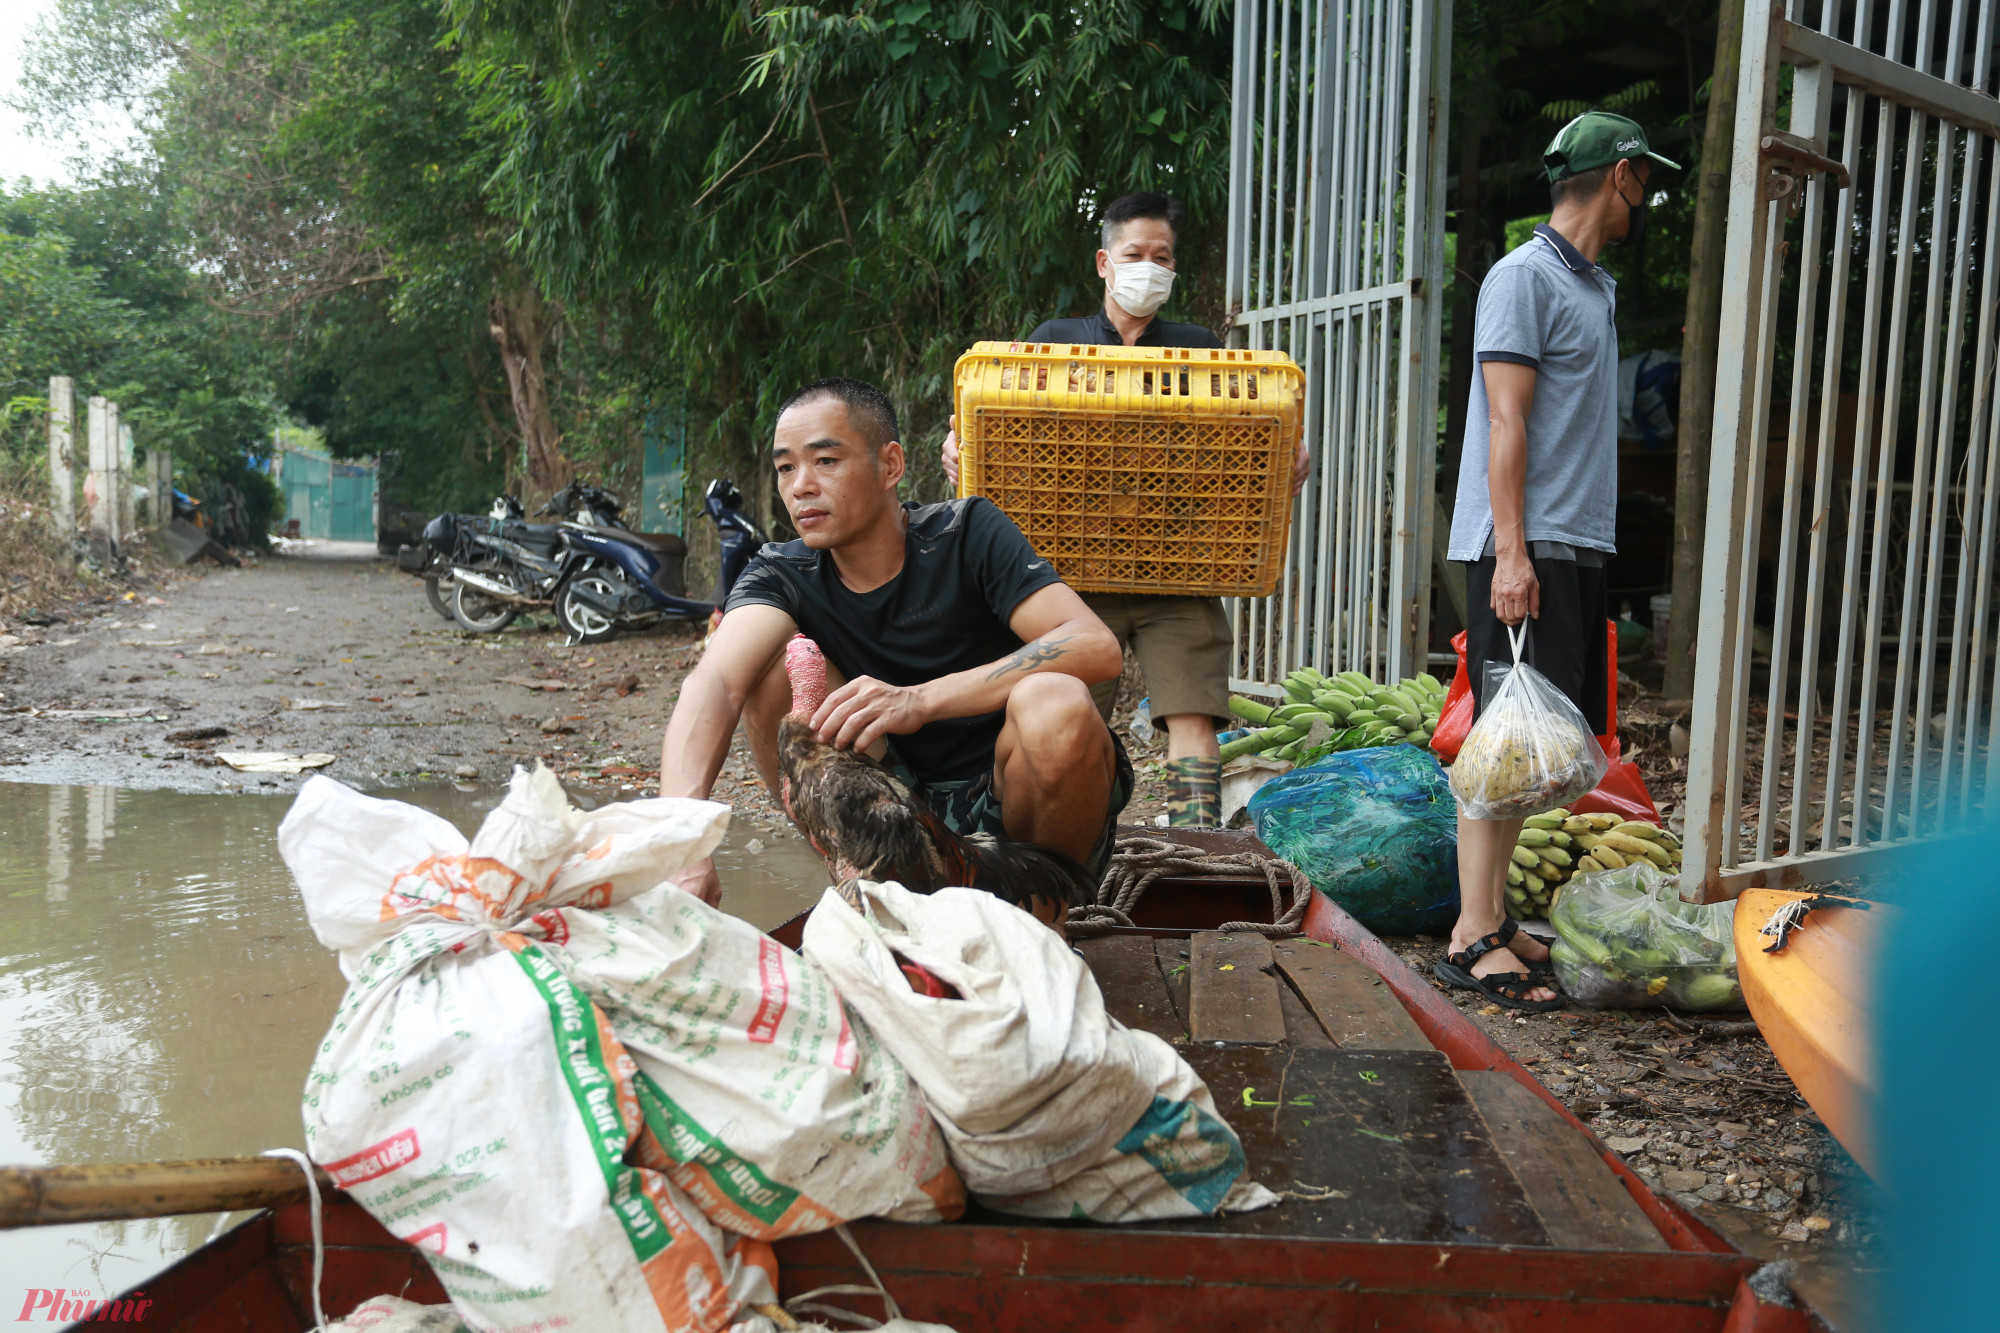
[284,769,847,1332]
[559,886,962,1236]
[801,881,1278,1221]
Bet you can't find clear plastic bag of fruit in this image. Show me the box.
[1548,860,1743,1010]
[1447,623,1609,819]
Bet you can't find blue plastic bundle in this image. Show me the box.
[1247,745,1459,935]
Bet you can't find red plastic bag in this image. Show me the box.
[1571,755,1660,823]
[1430,622,1658,822]
[1431,632,1475,763]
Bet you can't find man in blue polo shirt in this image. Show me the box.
[1436,112,1677,1010]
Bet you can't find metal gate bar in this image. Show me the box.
[1684,0,2000,899]
[1224,0,1450,694]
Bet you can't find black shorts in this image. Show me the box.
[886,733,1136,884]
[1463,556,1609,735]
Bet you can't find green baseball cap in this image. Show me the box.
[1543,111,1680,181]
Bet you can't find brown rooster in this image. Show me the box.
[775,635,1095,928]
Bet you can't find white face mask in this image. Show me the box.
[1107,259,1176,319]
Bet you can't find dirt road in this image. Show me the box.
[0,547,1176,829]
[0,547,785,807]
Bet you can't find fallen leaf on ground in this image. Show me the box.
[1661,1058,1721,1083]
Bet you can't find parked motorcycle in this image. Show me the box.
[702,479,768,608]
[403,497,541,625]
[404,511,472,620]
[447,486,621,634]
[551,478,766,644]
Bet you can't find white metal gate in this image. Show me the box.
[1224,0,1452,693]
[1684,0,2000,898]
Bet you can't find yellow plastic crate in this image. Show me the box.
[954,341,1302,598]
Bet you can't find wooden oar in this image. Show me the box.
[0,1157,338,1228]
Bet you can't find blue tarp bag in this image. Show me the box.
[1247,745,1458,935]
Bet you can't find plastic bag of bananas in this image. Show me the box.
[1447,624,1609,819]
[1548,855,1741,1011]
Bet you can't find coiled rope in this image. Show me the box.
[1070,835,1310,938]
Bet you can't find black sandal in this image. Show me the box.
[1494,916,1557,980]
[1435,926,1565,1012]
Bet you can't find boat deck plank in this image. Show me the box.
[1188,932,1286,1044]
[1157,1046,1551,1246]
[1153,937,1192,1032]
[1458,1071,1670,1252]
[1071,936,1185,1043]
[1080,925,1665,1253]
[1276,979,1338,1048]
[1270,937,1432,1050]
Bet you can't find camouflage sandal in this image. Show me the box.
[1165,755,1222,828]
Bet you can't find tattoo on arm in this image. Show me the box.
[986,634,1073,681]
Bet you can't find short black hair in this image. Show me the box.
[775,376,899,449]
[1550,162,1615,208]
[1101,192,1186,249]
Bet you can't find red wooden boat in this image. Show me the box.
[26,830,1822,1331]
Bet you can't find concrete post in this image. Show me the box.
[105,401,123,548]
[46,377,74,538]
[118,423,138,540]
[148,449,173,528]
[85,396,120,551]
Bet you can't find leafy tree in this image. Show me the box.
[448,0,1234,513]
[16,0,565,498]
[277,285,509,512]
[0,228,128,416]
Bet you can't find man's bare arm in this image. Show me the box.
[811,583,1120,753]
[1482,360,1540,625]
[658,604,798,800]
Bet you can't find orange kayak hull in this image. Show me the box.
[1733,888,1879,1177]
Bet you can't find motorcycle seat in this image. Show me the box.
[497,521,564,555]
[579,525,687,556]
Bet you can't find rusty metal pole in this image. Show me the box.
[1663,0,1746,699]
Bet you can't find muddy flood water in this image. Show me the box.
[0,779,831,1302]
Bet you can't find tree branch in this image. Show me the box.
[732,239,842,303]
[688,108,788,214]
[808,94,854,250]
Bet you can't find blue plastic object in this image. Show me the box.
[1247,745,1459,935]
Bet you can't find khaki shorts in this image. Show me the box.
[1082,592,1232,725]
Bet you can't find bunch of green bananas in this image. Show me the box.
[1505,810,1686,921]
[1219,669,1446,763]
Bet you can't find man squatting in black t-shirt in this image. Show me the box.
[658,376,1133,908]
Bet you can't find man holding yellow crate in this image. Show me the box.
[944,191,1309,828]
